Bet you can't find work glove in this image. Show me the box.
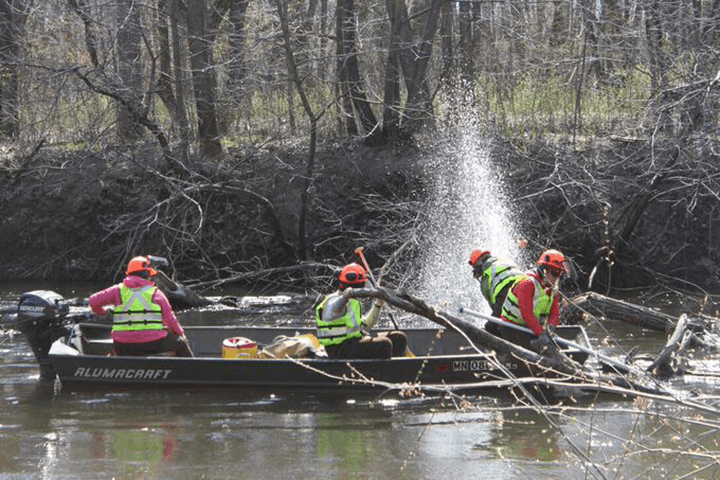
[530,331,558,355]
[374,298,386,308]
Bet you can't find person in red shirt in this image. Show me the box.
[498,249,568,353]
[89,256,193,357]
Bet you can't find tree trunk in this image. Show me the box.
[0,0,28,139]
[115,0,145,141]
[154,0,178,118]
[567,292,678,331]
[381,34,401,140]
[645,0,668,100]
[385,0,440,137]
[275,0,317,261]
[690,0,720,135]
[335,0,357,136]
[186,0,223,159]
[457,0,473,86]
[335,0,381,144]
[67,0,99,68]
[228,0,250,106]
[170,0,191,164]
[438,0,453,88]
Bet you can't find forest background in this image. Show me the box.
[0,0,718,303]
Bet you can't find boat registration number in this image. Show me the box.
[452,360,494,372]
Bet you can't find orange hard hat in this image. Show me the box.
[126,256,157,277]
[338,263,367,285]
[537,249,567,272]
[469,249,491,266]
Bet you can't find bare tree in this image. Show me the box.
[274,0,319,261]
[154,0,177,119]
[186,0,222,159]
[1,0,718,161]
[67,0,99,68]
[645,0,669,102]
[170,0,191,163]
[115,0,144,141]
[456,0,473,86]
[385,0,441,137]
[228,0,250,108]
[335,0,381,144]
[0,0,29,138]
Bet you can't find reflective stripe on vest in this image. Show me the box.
[112,285,164,332]
[315,295,363,346]
[480,256,524,305]
[501,275,553,327]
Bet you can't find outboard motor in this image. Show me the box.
[17,290,70,380]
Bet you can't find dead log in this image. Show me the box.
[567,292,717,354]
[568,291,677,331]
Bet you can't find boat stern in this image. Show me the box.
[16,290,71,380]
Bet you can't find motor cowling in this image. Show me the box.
[17,290,70,380]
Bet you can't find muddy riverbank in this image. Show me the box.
[0,135,717,298]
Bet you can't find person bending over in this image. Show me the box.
[497,249,568,353]
[469,249,525,318]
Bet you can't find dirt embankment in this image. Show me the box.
[0,137,717,298]
[0,141,424,288]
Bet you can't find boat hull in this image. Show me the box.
[47,324,588,392]
[51,352,503,390]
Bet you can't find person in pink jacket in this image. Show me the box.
[89,256,193,357]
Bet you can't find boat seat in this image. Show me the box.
[82,337,114,356]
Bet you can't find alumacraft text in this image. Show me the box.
[73,367,172,380]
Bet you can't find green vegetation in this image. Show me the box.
[479,68,656,139]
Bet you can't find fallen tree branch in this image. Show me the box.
[346,286,665,395]
[646,313,688,377]
[187,262,335,291]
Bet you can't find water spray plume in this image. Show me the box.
[416,98,525,311]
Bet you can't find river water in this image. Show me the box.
[2,283,720,480]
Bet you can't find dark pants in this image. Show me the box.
[114,332,194,357]
[485,321,535,351]
[325,331,408,359]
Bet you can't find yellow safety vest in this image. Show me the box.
[480,256,524,305]
[112,285,164,332]
[501,276,553,327]
[315,294,363,346]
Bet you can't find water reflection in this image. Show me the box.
[90,424,177,466]
[493,410,562,463]
[3,363,720,479]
